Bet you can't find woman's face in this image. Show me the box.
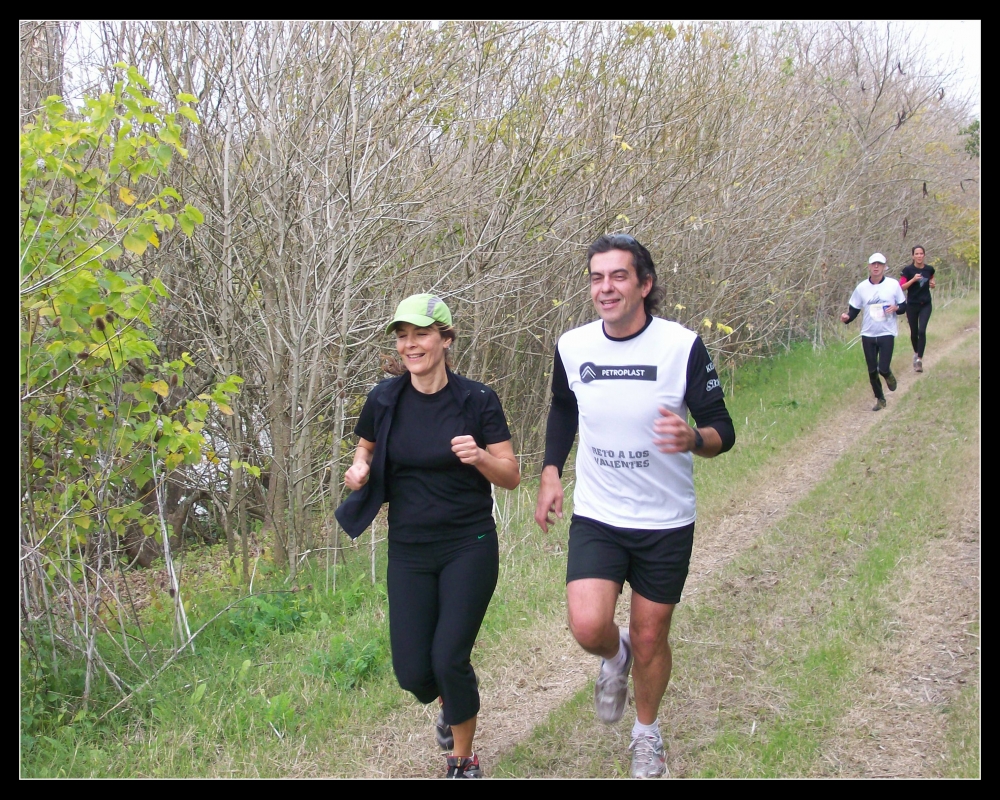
[913,248,926,266]
[394,323,448,378]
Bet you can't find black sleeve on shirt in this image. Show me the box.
[354,390,377,441]
[542,344,579,476]
[895,299,907,315]
[476,386,512,445]
[685,337,736,454]
[844,305,860,323]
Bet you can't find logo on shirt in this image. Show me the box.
[706,378,721,392]
[579,362,657,383]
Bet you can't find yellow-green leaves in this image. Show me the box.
[231,460,262,478]
[700,317,735,335]
[177,204,205,236]
[123,233,147,255]
[21,65,240,582]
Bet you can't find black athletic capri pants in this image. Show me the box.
[861,335,895,400]
[906,302,932,358]
[566,514,694,605]
[386,530,498,726]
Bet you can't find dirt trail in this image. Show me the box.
[825,433,980,777]
[346,319,979,778]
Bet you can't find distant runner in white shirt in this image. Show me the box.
[840,253,907,411]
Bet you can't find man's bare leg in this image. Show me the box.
[566,578,622,658]
[628,592,675,724]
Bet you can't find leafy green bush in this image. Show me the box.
[20,65,243,726]
[304,634,386,689]
[225,592,312,642]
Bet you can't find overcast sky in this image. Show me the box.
[889,20,980,115]
[61,20,981,117]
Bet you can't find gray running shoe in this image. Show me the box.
[629,731,668,779]
[885,371,897,392]
[873,397,887,411]
[594,628,632,724]
[914,357,923,373]
[435,708,453,751]
[913,353,919,367]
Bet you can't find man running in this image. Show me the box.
[840,253,907,411]
[535,234,735,778]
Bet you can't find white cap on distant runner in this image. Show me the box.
[868,252,886,264]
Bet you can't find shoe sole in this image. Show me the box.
[632,769,667,779]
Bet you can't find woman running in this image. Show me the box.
[899,245,936,372]
[336,294,519,778]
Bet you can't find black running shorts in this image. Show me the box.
[566,514,694,605]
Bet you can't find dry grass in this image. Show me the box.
[819,365,980,777]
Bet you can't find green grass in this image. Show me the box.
[943,634,981,779]
[20,483,574,777]
[21,563,399,777]
[21,297,979,778]
[690,330,978,777]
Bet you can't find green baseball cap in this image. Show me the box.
[386,293,453,333]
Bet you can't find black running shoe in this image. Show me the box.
[885,371,897,391]
[872,397,887,411]
[446,754,483,778]
[435,708,453,751]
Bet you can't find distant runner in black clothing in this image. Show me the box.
[336,294,519,779]
[899,245,936,373]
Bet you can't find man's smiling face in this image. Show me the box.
[589,249,652,337]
